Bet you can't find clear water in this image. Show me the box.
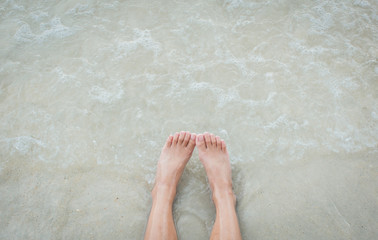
[0,0,377,239]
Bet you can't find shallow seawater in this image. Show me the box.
[0,0,377,239]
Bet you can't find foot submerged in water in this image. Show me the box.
[196,132,235,202]
[153,131,196,199]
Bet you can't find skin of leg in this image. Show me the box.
[144,131,196,240]
[197,133,242,240]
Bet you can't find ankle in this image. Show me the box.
[212,187,236,206]
[152,183,177,204]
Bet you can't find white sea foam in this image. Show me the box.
[13,23,34,43]
[30,11,49,22]
[89,83,124,104]
[353,0,370,8]
[54,67,77,84]
[65,4,93,16]
[1,136,46,155]
[114,28,161,59]
[223,0,259,11]
[14,17,76,43]
[190,82,211,91]
[372,112,378,120]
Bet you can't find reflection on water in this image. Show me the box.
[0,0,377,239]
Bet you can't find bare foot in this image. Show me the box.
[196,132,235,203]
[153,131,196,200]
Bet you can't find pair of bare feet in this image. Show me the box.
[145,132,242,240]
[153,131,232,202]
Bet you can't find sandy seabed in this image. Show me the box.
[0,0,377,239]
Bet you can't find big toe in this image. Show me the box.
[196,134,206,152]
[187,133,196,150]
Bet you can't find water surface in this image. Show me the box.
[0,0,377,239]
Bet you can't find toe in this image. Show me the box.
[164,135,173,148]
[172,132,180,145]
[221,139,227,153]
[187,133,196,150]
[183,131,191,146]
[196,134,206,151]
[178,131,186,144]
[210,134,216,147]
[204,132,211,148]
[216,136,221,149]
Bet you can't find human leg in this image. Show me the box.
[197,133,242,240]
[144,131,196,240]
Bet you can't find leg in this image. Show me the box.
[144,131,196,240]
[197,133,242,240]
